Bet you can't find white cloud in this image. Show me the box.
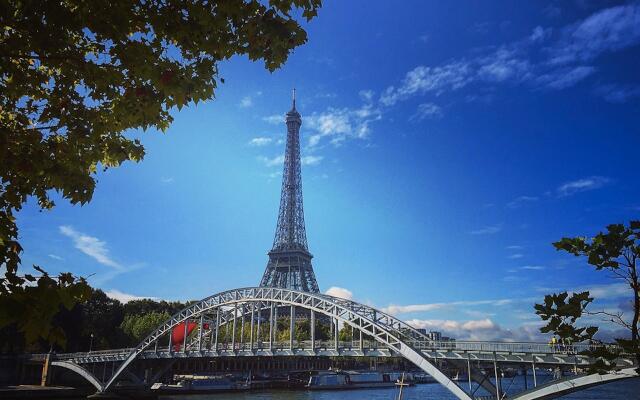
[476,47,532,83]
[325,286,353,300]
[239,96,253,108]
[378,4,640,110]
[412,103,443,120]
[380,62,472,106]
[508,253,524,259]
[506,245,523,250]
[535,65,596,90]
[301,155,323,166]
[105,289,157,303]
[248,137,272,146]
[469,224,502,235]
[405,318,545,341]
[520,265,546,270]
[581,282,629,300]
[557,176,610,197]
[547,3,640,65]
[59,225,121,268]
[382,298,514,315]
[258,155,285,167]
[262,114,283,124]
[536,282,630,301]
[305,104,381,147]
[359,89,375,102]
[595,83,640,103]
[529,26,552,42]
[507,195,539,208]
[160,176,174,184]
[48,254,63,261]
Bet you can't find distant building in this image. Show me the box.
[414,330,456,342]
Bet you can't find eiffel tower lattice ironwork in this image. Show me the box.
[259,90,320,293]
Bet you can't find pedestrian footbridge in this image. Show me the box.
[36,287,638,399]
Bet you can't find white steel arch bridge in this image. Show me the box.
[41,287,638,400]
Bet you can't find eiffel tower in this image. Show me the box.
[259,90,320,293]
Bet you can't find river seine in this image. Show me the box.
[163,377,640,400]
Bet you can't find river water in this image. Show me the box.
[161,377,640,400]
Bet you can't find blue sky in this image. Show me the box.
[17,1,640,341]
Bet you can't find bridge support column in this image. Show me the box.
[40,353,51,387]
[241,305,245,349]
[274,303,278,349]
[257,303,262,349]
[290,305,295,350]
[467,353,472,392]
[232,304,237,352]
[532,358,537,387]
[331,318,338,352]
[310,309,315,351]
[250,303,255,351]
[269,302,274,351]
[198,314,204,352]
[182,318,188,352]
[214,310,220,352]
[493,353,500,399]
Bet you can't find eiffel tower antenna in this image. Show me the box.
[259,91,319,292]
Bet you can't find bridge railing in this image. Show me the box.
[413,340,619,355]
[35,340,624,361]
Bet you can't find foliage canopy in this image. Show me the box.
[536,221,640,372]
[0,0,321,346]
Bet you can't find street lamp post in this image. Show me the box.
[89,333,94,353]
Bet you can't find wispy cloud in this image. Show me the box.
[262,114,283,125]
[305,102,382,148]
[506,245,523,250]
[380,61,472,106]
[595,83,640,103]
[48,254,63,261]
[59,225,121,268]
[412,103,443,120]
[530,26,553,42]
[248,137,273,146]
[301,155,323,166]
[406,318,545,341]
[382,298,514,315]
[556,176,610,197]
[507,195,539,208]
[239,91,262,108]
[239,96,253,108]
[160,176,174,184]
[535,65,596,90]
[508,253,524,259]
[325,286,353,300]
[469,224,502,235]
[546,3,640,65]
[105,289,157,303]
[379,3,640,110]
[520,265,546,270]
[258,155,285,167]
[359,89,375,102]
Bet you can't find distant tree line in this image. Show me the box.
[0,288,189,354]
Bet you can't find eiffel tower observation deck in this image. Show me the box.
[259,90,320,293]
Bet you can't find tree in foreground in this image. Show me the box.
[535,221,640,372]
[0,0,321,347]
